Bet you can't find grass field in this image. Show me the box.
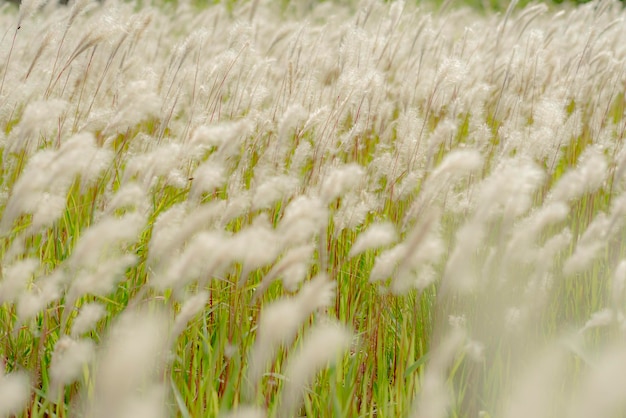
[1,0,626,417]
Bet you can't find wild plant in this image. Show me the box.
[2,0,626,417]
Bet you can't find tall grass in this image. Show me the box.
[1,0,626,416]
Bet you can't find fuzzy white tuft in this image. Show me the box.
[278,321,352,418]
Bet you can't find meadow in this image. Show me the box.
[1,0,626,416]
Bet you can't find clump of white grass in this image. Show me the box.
[405,148,483,221]
[253,243,315,300]
[171,290,209,340]
[16,270,64,322]
[4,99,67,156]
[1,132,113,235]
[248,274,335,397]
[319,163,365,204]
[231,214,281,285]
[85,308,169,418]
[62,212,145,325]
[562,213,610,276]
[251,175,300,211]
[349,221,397,258]
[278,321,353,418]
[0,258,38,304]
[503,202,570,264]
[152,229,233,292]
[49,336,95,399]
[104,182,150,215]
[548,146,608,204]
[4,0,626,416]
[147,201,226,271]
[71,302,106,337]
[0,368,30,418]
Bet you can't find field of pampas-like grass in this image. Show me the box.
[1,0,626,416]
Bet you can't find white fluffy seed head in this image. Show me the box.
[89,309,169,417]
[71,303,106,337]
[231,215,280,283]
[369,243,406,283]
[104,77,162,135]
[289,141,313,175]
[474,157,545,220]
[18,0,48,25]
[429,149,484,184]
[149,201,226,270]
[30,193,67,232]
[333,191,375,234]
[49,336,96,394]
[279,321,352,418]
[549,147,607,203]
[105,183,149,215]
[67,254,138,308]
[254,244,315,301]
[190,120,251,151]
[0,371,31,417]
[319,163,365,205]
[1,133,112,234]
[579,309,614,334]
[257,275,334,347]
[189,160,227,202]
[0,258,39,304]
[172,291,209,340]
[124,144,184,190]
[252,175,300,211]
[6,99,67,157]
[562,213,610,276]
[278,195,327,246]
[69,213,145,270]
[17,289,53,323]
[249,275,335,394]
[154,230,232,291]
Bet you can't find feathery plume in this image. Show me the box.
[319,163,365,205]
[253,244,315,301]
[188,159,226,202]
[154,230,233,291]
[49,336,95,399]
[87,308,169,418]
[548,147,607,204]
[277,195,327,246]
[0,370,31,418]
[349,221,397,258]
[0,258,39,304]
[252,175,300,211]
[71,303,106,337]
[278,321,352,418]
[248,275,335,398]
[562,213,610,276]
[172,291,208,340]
